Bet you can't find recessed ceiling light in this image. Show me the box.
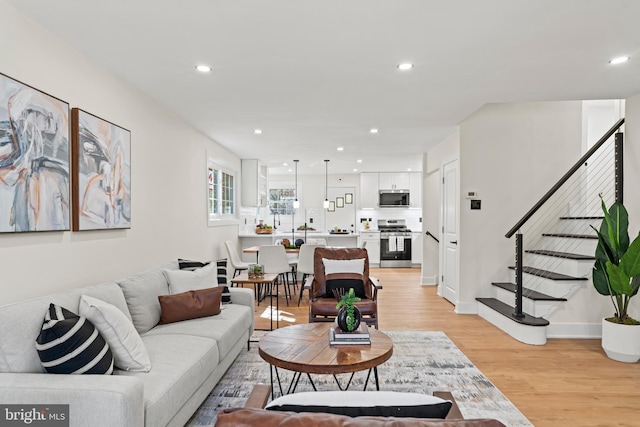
[609,56,630,65]
[370,128,379,134]
[195,65,212,72]
[357,159,363,163]
[407,168,412,171]
[397,63,414,70]
[288,169,292,172]
[337,147,344,151]
[353,168,358,172]
[254,129,263,134]
[283,162,288,166]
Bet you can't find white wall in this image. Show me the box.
[0,1,241,305]
[458,102,583,305]
[423,129,460,285]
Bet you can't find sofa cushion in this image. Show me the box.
[114,333,219,427]
[36,304,114,375]
[117,262,177,334]
[265,391,452,418]
[158,287,223,324]
[170,260,232,303]
[0,282,123,373]
[79,295,151,372]
[165,262,218,294]
[215,408,508,427]
[143,303,252,361]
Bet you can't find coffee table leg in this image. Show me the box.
[274,366,284,397]
[275,278,280,329]
[373,366,380,391]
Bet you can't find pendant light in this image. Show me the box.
[323,160,330,209]
[293,160,300,209]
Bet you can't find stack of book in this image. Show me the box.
[328,323,371,345]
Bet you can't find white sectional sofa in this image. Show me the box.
[0,261,254,427]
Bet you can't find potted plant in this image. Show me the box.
[592,198,640,362]
[335,288,362,332]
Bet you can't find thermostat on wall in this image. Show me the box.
[465,191,479,199]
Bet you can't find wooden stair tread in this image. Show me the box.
[476,298,549,326]
[508,266,588,281]
[542,233,597,239]
[525,249,595,260]
[559,216,604,220]
[491,282,567,301]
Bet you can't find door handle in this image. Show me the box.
[450,241,457,245]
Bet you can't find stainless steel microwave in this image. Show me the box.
[379,190,410,207]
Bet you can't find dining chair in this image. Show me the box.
[258,245,293,306]
[224,241,251,278]
[295,244,323,306]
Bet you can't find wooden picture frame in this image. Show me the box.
[336,196,344,208]
[72,108,131,231]
[328,201,335,212]
[0,73,71,232]
[345,193,353,204]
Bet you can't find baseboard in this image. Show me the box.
[454,301,478,314]
[547,322,602,339]
[421,275,437,285]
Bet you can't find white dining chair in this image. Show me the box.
[258,245,293,306]
[295,244,323,306]
[224,241,251,278]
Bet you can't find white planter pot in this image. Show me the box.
[601,318,640,363]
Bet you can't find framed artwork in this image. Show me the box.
[328,201,335,212]
[336,196,344,208]
[0,73,70,233]
[72,108,131,231]
[345,193,353,204]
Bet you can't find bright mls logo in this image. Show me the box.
[0,405,68,426]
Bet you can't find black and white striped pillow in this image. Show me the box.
[178,258,231,303]
[36,304,114,375]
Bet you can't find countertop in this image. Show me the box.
[238,231,360,238]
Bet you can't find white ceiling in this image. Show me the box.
[9,0,640,175]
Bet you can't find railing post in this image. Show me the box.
[615,132,624,204]
[514,232,524,318]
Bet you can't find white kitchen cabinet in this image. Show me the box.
[411,231,423,265]
[360,231,380,264]
[379,172,410,190]
[241,159,268,207]
[409,172,422,208]
[360,173,379,209]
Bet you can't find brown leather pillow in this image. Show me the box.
[158,286,223,324]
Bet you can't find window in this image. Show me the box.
[269,188,296,215]
[208,161,236,222]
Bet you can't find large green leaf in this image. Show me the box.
[593,259,613,296]
[620,232,640,278]
[593,226,616,264]
[602,201,629,260]
[606,261,633,296]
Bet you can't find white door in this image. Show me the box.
[441,160,458,304]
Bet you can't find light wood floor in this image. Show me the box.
[249,267,640,427]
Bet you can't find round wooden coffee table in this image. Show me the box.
[258,323,393,396]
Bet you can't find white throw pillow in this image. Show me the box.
[322,258,365,275]
[163,262,218,294]
[79,295,151,372]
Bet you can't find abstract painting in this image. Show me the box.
[0,73,70,233]
[72,109,131,231]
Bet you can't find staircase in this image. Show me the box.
[476,119,625,345]
[477,218,597,344]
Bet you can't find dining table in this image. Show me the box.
[242,245,300,262]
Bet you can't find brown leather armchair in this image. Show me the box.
[307,247,382,328]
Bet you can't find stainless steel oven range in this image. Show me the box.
[378,219,412,268]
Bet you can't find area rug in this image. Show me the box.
[186,331,532,426]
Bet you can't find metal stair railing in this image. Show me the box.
[505,118,625,318]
